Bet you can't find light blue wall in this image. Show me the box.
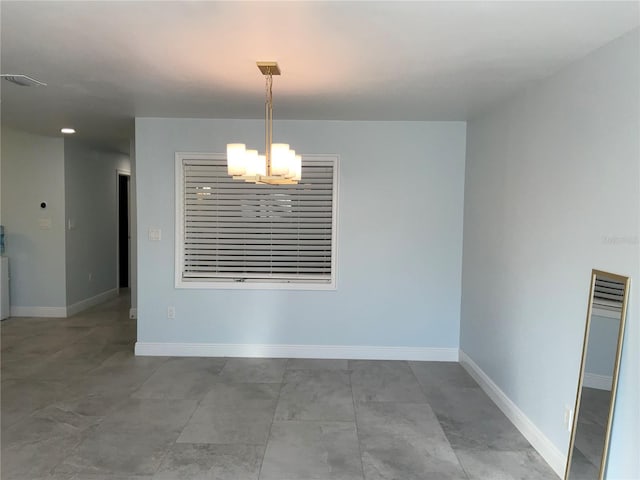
[136,119,466,348]
[0,127,67,309]
[585,314,619,378]
[64,139,130,305]
[461,28,639,479]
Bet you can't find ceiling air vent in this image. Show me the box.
[0,74,47,87]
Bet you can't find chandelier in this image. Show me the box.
[227,62,301,185]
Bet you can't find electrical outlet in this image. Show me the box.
[167,306,176,319]
[88,272,93,282]
[564,405,573,432]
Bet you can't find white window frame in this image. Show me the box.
[174,152,338,290]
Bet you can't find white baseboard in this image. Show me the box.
[583,373,612,391]
[129,307,137,319]
[66,288,119,317]
[9,306,67,318]
[135,342,459,361]
[459,351,565,479]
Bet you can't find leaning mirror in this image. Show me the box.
[565,270,630,480]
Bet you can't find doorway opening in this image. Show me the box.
[117,171,130,289]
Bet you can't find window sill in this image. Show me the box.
[175,279,337,291]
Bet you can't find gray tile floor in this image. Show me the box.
[1,293,558,480]
[567,387,611,479]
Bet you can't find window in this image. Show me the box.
[592,276,625,319]
[175,153,338,289]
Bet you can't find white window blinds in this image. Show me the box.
[176,154,337,287]
[592,277,625,318]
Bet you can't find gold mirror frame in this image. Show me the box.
[564,269,630,480]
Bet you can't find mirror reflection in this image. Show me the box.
[566,270,630,480]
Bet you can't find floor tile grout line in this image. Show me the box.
[349,363,367,480]
[406,360,431,405]
[151,435,175,476]
[256,365,286,480]
[150,358,228,476]
[408,361,472,480]
[45,405,113,478]
[266,418,357,423]
[439,427,473,480]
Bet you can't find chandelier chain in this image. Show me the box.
[265,72,274,168]
[265,72,273,106]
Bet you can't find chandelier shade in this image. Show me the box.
[226,143,247,176]
[226,62,301,185]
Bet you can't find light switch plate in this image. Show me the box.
[148,227,162,241]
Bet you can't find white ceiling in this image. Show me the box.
[1,1,638,151]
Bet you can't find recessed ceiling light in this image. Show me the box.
[61,128,76,134]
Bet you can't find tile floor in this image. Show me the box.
[1,293,558,480]
[567,387,611,479]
